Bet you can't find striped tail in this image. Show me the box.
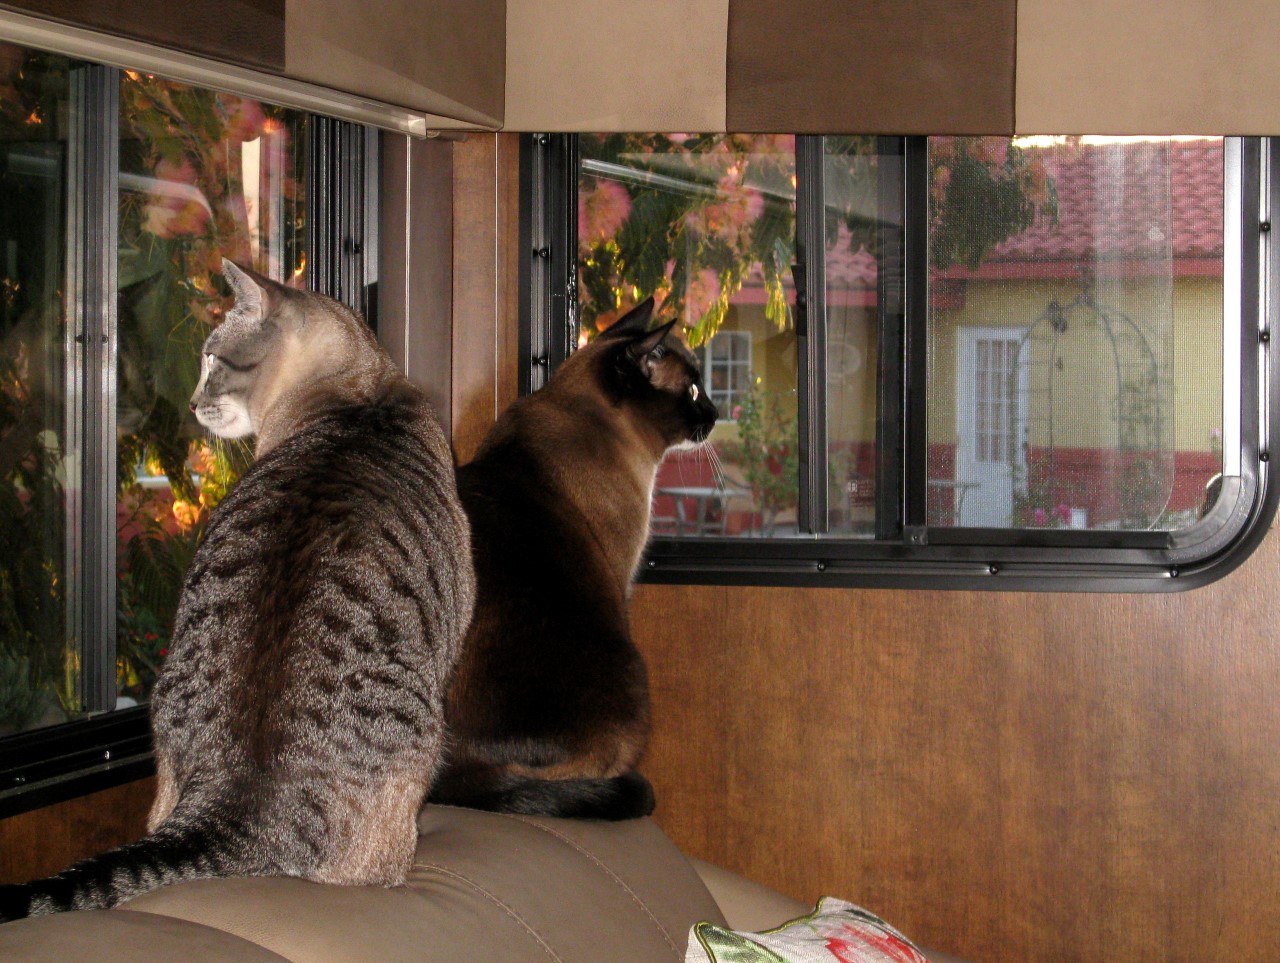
[429,766,656,821]
[0,804,252,922]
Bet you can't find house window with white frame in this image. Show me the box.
[697,330,753,419]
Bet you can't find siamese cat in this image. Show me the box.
[0,261,474,920]
[430,299,717,819]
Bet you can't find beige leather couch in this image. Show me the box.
[0,805,964,962]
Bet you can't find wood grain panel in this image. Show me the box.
[0,777,154,885]
[0,0,285,72]
[380,134,454,425]
[451,133,521,464]
[631,529,1280,963]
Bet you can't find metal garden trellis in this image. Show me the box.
[1012,284,1173,529]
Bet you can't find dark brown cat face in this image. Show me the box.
[594,299,719,449]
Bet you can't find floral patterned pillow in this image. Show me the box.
[686,897,930,963]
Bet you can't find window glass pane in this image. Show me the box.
[577,134,798,538]
[823,137,891,537]
[115,73,307,709]
[926,136,1224,531]
[0,45,74,735]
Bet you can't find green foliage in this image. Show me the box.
[577,135,1059,348]
[0,54,300,731]
[928,138,1058,271]
[0,651,43,732]
[578,134,797,347]
[0,329,73,730]
[720,380,799,534]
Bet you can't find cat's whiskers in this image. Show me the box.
[706,442,729,494]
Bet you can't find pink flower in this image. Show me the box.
[972,138,1009,169]
[259,118,292,171]
[931,137,956,165]
[1033,507,1049,526]
[684,267,721,321]
[1055,503,1072,525]
[578,179,632,245]
[683,175,767,248]
[667,133,691,145]
[760,133,795,154]
[217,94,267,143]
[742,186,765,223]
[140,159,212,239]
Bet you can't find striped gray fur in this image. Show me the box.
[0,261,474,921]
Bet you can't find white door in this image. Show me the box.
[955,327,1028,527]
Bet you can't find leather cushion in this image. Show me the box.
[97,805,725,962]
[0,907,291,962]
[0,806,726,961]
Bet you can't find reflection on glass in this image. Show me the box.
[578,134,798,537]
[925,136,1224,531]
[823,137,891,537]
[114,73,307,707]
[0,45,73,734]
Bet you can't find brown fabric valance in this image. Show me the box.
[0,0,505,129]
[725,0,1016,134]
[9,0,1280,134]
[0,0,285,72]
[286,0,504,129]
[503,0,728,133]
[1016,0,1280,135]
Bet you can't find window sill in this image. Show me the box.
[0,707,154,820]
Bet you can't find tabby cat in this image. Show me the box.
[0,261,474,920]
[429,298,717,819]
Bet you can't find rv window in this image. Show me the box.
[0,39,373,815]
[522,134,1277,590]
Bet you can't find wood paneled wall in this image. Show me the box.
[449,133,521,463]
[0,778,154,885]
[629,538,1280,963]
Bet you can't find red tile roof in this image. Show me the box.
[974,138,1224,269]
[733,138,1225,302]
[826,227,879,288]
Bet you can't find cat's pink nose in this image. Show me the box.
[189,401,198,413]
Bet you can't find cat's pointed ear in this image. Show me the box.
[222,258,267,322]
[626,319,678,374]
[600,297,656,341]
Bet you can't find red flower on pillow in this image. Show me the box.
[824,922,927,963]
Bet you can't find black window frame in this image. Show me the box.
[0,59,378,819]
[521,133,1280,593]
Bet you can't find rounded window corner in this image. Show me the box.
[1164,468,1280,591]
